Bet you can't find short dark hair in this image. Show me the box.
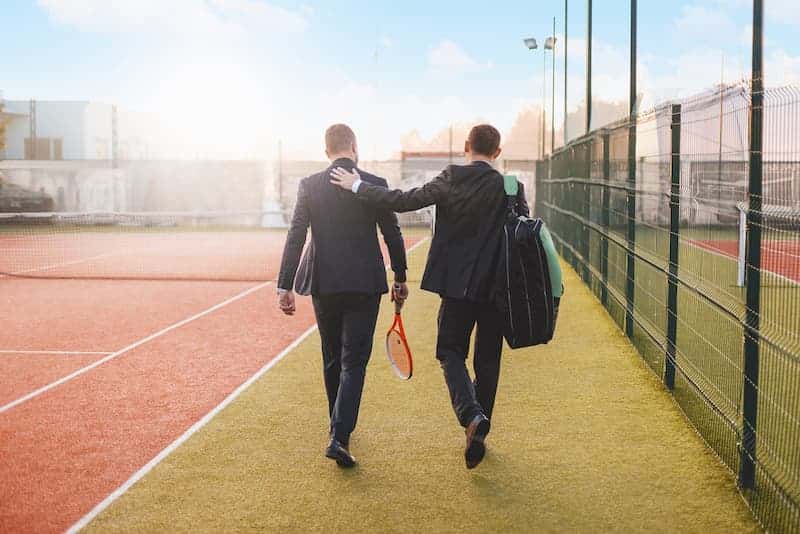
[325,123,356,154]
[467,124,501,156]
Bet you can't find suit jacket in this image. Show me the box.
[355,161,529,302]
[278,158,407,296]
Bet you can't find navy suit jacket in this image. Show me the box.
[278,158,407,296]
[354,161,528,302]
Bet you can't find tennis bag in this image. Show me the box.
[493,176,562,349]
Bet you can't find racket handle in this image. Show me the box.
[392,283,407,314]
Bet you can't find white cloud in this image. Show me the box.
[765,0,800,26]
[37,0,307,36]
[673,4,738,43]
[428,39,489,73]
[211,0,308,33]
[766,49,800,85]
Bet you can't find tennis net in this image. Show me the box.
[0,209,432,282]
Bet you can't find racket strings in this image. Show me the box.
[386,329,412,379]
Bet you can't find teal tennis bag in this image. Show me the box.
[493,176,563,349]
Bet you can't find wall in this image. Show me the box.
[4,100,90,159]
[83,102,113,160]
[0,159,269,213]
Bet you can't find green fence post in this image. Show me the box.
[665,104,681,390]
[601,131,610,306]
[625,129,637,337]
[583,139,591,284]
[625,0,638,339]
[740,0,764,491]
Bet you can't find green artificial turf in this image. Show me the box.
[87,243,759,533]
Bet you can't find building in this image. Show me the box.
[0,99,153,161]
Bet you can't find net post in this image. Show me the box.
[739,0,764,492]
[111,105,118,170]
[737,204,746,287]
[600,130,610,307]
[665,103,681,391]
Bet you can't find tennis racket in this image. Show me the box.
[386,294,413,380]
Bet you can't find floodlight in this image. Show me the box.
[523,38,538,50]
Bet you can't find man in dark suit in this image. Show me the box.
[331,124,527,469]
[277,124,409,468]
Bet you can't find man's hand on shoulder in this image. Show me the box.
[330,167,361,192]
[277,288,296,316]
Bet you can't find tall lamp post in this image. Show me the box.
[523,37,541,159]
[546,24,557,154]
[524,31,556,159]
[540,39,552,159]
[564,0,568,146]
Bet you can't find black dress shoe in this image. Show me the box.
[464,414,491,469]
[325,439,357,468]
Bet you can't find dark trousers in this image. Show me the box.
[312,293,380,445]
[437,297,504,427]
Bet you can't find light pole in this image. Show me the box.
[586,0,593,134]
[542,34,556,156]
[547,21,557,153]
[525,32,556,159]
[541,41,552,159]
[564,0,568,146]
[523,38,541,159]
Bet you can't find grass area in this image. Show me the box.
[555,217,799,531]
[85,243,757,533]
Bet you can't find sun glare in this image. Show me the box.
[149,59,275,158]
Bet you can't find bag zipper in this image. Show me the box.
[504,225,515,341]
[533,230,552,337]
[514,220,534,342]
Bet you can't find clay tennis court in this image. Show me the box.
[0,226,421,532]
[689,237,800,283]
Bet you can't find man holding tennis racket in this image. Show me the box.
[277,124,409,468]
[331,124,527,469]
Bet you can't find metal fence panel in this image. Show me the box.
[539,80,800,533]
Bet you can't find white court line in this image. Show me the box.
[67,236,430,533]
[686,238,800,287]
[66,323,319,534]
[0,280,273,415]
[0,350,112,356]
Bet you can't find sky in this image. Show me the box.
[2,0,799,160]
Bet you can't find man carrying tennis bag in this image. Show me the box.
[331,124,562,469]
[495,176,563,348]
